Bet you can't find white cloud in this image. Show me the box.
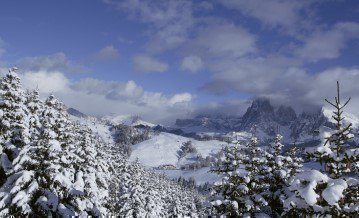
[95,45,120,61]
[196,22,256,58]
[107,0,194,52]
[16,70,193,124]
[202,56,296,94]
[221,0,311,30]
[304,67,359,104]
[17,52,88,73]
[21,71,70,94]
[201,52,359,114]
[168,93,192,106]
[181,55,203,73]
[107,80,143,100]
[296,22,359,62]
[193,99,252,117]
[138,91,192,110]
[72,78,143,101]
[71,78,119,95]
[133,54,169,73]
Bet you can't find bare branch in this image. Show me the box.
[340,97,351,110]
[325,99,337,108]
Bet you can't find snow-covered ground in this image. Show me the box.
[303,161,324,171]
[69,115,115,145]
[129,131,329,185]
[156,167,220,185]
[129,132,228,167]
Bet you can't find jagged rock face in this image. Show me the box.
[174,97,332,142]
[175,118,205,127]
[175,115,241,131]
[67,107,88,118]
[290,111,328,139]
[275,106,297,126]
[240,98,275,131]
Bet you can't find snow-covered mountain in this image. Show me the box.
[175,114,242,133]
[101,114,155,127]
[67,97,359,147]
[174,98,357,144]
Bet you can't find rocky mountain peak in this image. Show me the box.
[173,98,359,144]
[275,105,297,125]
[240,97,275,130]
[67,107,88,118]
[249,97,274,114]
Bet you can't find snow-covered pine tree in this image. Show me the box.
[211,133,269,217]
[308,81,354,179]
[165,175,199,217]
[71,123,111,215]
[210,144,242,216]
[114,156,201,217]
[103,136,129,215]
[286,146,303,178]
[0,94,77,216]
[0,68,30,172]
[270,133,284,156]
[25,88,43,142]
[0,94,111,216]
[241,136,269,216]
[117,159,163,217]
[264,134,303,217]
[0,68,203,217]
[284,81,359,217]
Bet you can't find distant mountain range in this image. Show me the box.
[67,97,359,145]
[174,98,359,144]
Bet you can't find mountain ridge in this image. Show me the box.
[174,97,358,143]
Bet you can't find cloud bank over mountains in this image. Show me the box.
[15,69,193,124]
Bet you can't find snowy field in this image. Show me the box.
[156,167,220,185]
[129,131,330,185]
[129,132,228,167]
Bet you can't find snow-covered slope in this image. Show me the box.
[157,167,220,185]
[68,114,115,145]
[130,132,228,168]
[322,106,359,128]
[101,114,155,127]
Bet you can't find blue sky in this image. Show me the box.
[0,0,358,124]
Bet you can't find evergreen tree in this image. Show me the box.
[72,123,111,215]
[210,145,242,216]
[0,95,76,216]
[0,95,110,216]
[0,67,29,165]
[264,135,303,217]
[308,81,353,178]
[0,70,203,217]
[286,146,303,178]
[25,89,43,142]
[211,134,269,217]
[117,160,159,217]
[284,81,359,217]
